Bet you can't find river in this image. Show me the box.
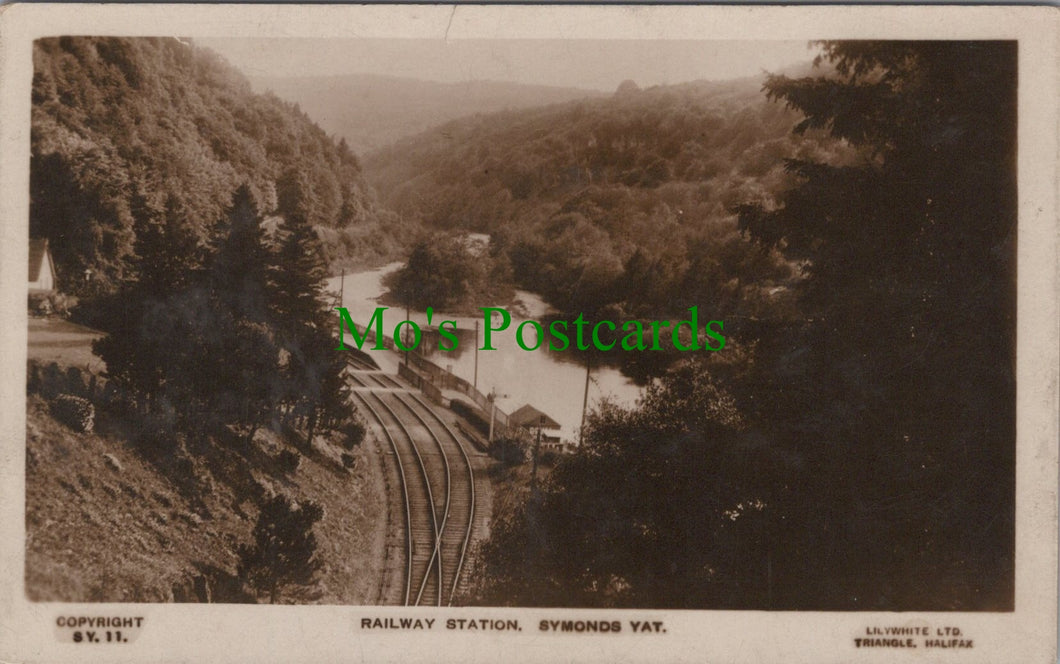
[327,264,644,443]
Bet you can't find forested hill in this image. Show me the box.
[364,72,849,318]
[31,37,405,296]
[248,74,606,155]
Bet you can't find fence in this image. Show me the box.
[347,319,511,434]
[406,353,510,431]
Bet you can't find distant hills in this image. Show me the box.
[361,72,850,317]
[247,74,607,155]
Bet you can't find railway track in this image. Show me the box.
[353,380,478,606]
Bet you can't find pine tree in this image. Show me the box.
[238,494,324,604]
[92,188,160,409]
[210,184,274,324]
[94,187,203,411]
[269,200,351,449]
[735,41,1017,608]
[137,193,204,298]
[200,184,284,440]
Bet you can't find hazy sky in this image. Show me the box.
[196,38,817,91]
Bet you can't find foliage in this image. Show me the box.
[366,74,838,321]
[237,494,324,603]
[94,185,277,439]
[275,449,302,475]
[383,234,511,311]
[50,393,96,433]
[476,358,778,608]
[489,430,532,467]
[94,181,353,449]
[31,37,407,300]
[476,41,1017,611]
[338,417,366,451]
[267,187,354,448]
[732,41,1017,609]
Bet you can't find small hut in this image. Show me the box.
[508,404,562,447]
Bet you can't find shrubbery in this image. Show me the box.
[276,449,302,475]
[338,417,366,451]
[489,431,531,467]
[341,453,356,470]
[238,494,324,604]
[50,394,95,432]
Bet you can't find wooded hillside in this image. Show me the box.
[31,37,406,296]
[365,73,849,318]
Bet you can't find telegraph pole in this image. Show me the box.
[487,387,509,445]
[404,301,410,367]
[579,353,592,443]
[488,392,496,444]
[530,419,543,491]
[473,319,479,391]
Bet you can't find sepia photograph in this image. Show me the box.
[0,4,1056,663]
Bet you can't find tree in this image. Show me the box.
[734,41,1017,609]
[30,141,136,297]
[269,200,353,449]
[200,186,287,441]
[93,187,204,411]
[275,167,316,230]
[32,36,392,304]
[210,185,274,323]
[135,192,204,299]
[385,236,486,311]
[475,41,1017,612]
[238,494,324,604]
[475,358,774,608]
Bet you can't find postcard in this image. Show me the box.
[0,4,1056,663]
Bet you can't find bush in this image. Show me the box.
[341,452,356,470]
[50,393,95,432]
[39,362,64,399]
[339,417,366,451]
[539,450,561,466]
[65,366,89,398]
[26,361,42,394]
[237,494,324,603]
[276,449,301,475]
[490,431,531,467]
[30,361,101,401]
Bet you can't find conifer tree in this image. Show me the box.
[735,41,1017,608]
[269,179,353,449]
[238,494,324,604]
[210,184,273,324]
[199,185,284,440]
[137,193,204,298]
[92,186,165,409]
[94,187,203,410]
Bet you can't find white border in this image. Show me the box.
[0,5,1056,663]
